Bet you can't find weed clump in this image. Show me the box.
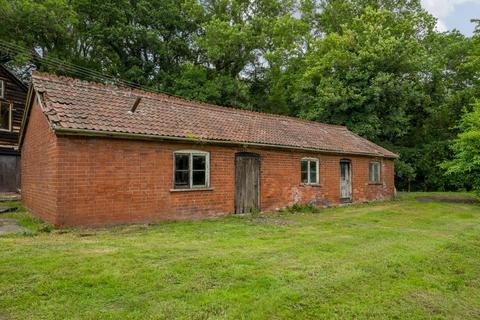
[284,203,320,214]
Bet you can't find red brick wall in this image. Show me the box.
[21,100,59,224]
[54,138,236,226]
[257,149,394,211]
[22,109,395,227]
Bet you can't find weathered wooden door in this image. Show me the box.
[340,160,352,201]
[235,153,260,214]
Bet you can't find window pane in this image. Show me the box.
[370,162,380,183]
[310,171,317,183]
[192,170,206,186]
[174,154,190,188]
[192,155,206,170]
[175,154,189,171]
[174,170,189,188]
[301,160,308,172]
[301,171,308,183]
[310,171,317,184]
[309,161,317,183]
[301,160,309,183]
[0,103,9,130]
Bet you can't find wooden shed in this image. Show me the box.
[0,65,27,192]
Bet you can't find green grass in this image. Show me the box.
[1,193,480,319]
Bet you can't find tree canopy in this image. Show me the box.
[0,0,479,191]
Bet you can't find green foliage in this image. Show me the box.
[394,159,416,191]
[442,101,480,194]
[1,0,479,191]
[285,203,320,213]
[296,7,431,141]
[250,207,261,216]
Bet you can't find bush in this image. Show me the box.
[285,203,320,214]
[441,101,480,196]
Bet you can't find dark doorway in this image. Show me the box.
[235,153,260,213]
[0,154,20,192]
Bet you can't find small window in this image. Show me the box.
[301,158,319,185]
[0,101,12,132]
[174,151,209,189]
[369,161,381,184]
[0,80,4,99]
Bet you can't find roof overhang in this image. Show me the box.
[17,84,35,149]
[52,126,399,159]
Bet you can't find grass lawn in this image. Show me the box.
[1,193,480,319]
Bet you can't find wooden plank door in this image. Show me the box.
[235,153,260,213]
[340,160,352,201]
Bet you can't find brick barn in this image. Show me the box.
[20,72,398,227]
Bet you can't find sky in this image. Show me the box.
[421,0,480,36]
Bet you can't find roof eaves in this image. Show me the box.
[345,129,399,159]
[18,88,58,149]
[17,84,34,149]
[52,126,398,159]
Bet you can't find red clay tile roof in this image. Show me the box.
[30,72,398,158]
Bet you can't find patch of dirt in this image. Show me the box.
[79,247,118,255]
[415,196,478,204]
[77,232,97,237]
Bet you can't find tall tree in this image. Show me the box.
[294,6,434,141]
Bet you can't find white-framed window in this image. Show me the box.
[369,161,381,184]
[301,158,319,185]
[0,80,4,99]
[0,101,12,132]
[173,150,210,189]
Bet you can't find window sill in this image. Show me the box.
[368,182,383,185]
[300,183,321,187]
[170,187,215,193]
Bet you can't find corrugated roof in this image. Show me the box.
[30,72,398,158]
